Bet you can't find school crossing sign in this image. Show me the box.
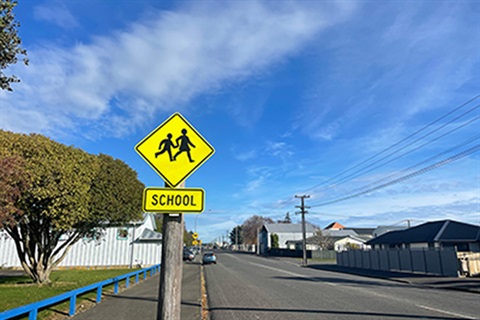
[135,113,215,188]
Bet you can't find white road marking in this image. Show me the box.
[417,304,479,320]
[249,261,337,286]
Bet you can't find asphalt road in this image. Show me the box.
[204,252,480,320]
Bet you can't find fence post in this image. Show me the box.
[28,309,37,320]
[69,295,77,316]
[423,249,429,274]
[438,249,444,276]
[114,280,119,294]
[96,287,103,303]
[409,249,414,272]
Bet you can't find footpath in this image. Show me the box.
[71,260,202,320]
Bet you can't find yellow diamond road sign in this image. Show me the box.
[135,113,215,187]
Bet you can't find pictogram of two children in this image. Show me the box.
[155,129,195,162]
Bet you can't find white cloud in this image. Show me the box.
[33,2,79,29]
[294,2,479,142]
[234,149,257,162]
[2,1,355,138]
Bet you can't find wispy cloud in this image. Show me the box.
[2,1,355,138]
[234,149,257,162]
[33,2,79,29]
[294,2,479,143]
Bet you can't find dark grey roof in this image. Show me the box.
[373,225,408,237]
[263,223,318,234]
[137,228,162,242]
[367,220,480,245]
[323,229,358,237]
[345,228,375,236]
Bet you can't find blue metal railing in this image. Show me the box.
[0,264,161,320]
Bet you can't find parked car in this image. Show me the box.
[183,248,195,261]
[202,251,216,265]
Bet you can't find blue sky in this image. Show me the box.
[1,0,479,242]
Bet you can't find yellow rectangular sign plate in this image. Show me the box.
[143,187,205,213]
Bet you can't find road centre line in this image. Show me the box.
[249,261,337,286]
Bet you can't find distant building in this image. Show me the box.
[0,214,162,268]
[324,222,345,230]
[367,220,480,252]
[259,223,318,254]
[372,225,408,238]
[286,234,369,251]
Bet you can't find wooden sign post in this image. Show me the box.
[157,187,184,319]
[135,113,214,320]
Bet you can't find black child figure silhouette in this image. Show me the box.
[155,133,177,161]
[173,129,195,163]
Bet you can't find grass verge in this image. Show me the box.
[0,268,134,319]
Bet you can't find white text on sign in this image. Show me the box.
[142,188,204,213]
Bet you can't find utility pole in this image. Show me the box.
[295,195,310,267]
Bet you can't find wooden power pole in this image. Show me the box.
[295,195,310,266]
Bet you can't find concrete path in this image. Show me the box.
[72,261,202,320]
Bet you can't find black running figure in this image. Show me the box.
[155,133,177,161]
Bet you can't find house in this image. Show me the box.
[286,233,369,251]
[0,214,162,269]
[333,235,370,251]
[280,222,375,252]
[367,219,480,252]
[259,223,318,254]
[324,222,345,230]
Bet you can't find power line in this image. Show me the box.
[310,143,480,208]
[300,95,480,195]
[325,108,479,191]
[346,134,479,195]
[271,95,480,213]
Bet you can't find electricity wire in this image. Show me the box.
[300,95,480,195]
[310,143,480,207]
[273,95,480,211]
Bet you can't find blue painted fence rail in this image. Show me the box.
[0,264,161,320]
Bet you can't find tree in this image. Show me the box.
[1,0,28,91]
[184,229,194,246]
[229,225,243,245]
[241,215,274,245]
[310,229,334,250]
[88,153,144,224]
[0,130,144,284]
[0,155,31,228]
[270,233,279,248]
[277,212,291,224]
